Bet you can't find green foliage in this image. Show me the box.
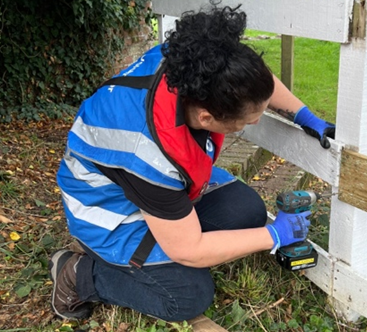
[0,176,24,203]
[207,252,367,331]
[1,227,55,299]
[0,0,151,122]
[309,204,331,251]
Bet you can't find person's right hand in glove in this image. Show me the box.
[265,210,311,253]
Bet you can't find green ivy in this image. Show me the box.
[0,0,152,122]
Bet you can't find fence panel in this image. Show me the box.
[152,0,352,42]
[152,0,367,322]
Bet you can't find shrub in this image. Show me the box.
[0,0,152,122]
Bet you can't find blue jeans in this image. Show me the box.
[76,180,267,321]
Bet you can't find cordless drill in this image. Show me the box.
[275,190,320,271]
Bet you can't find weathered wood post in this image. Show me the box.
[281,35,294,91]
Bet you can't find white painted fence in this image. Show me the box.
[152,0,367,321]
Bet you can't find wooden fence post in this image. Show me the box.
[281,35,294,92]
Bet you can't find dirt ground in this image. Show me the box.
[0,120,73,329]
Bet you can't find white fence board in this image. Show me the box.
[329,196,367,276]
[333,261,367,318]
[239,111,342,186]
[304,241,334,295]
[157,15,177,44]
[152,0,352,42]
[336,40,367,153]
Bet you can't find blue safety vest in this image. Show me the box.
[57,44,236,266]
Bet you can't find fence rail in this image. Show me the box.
[152,0,352,42]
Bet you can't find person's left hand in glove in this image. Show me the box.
[293,106,335,149]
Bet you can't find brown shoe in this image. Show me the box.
[49,250,92,319]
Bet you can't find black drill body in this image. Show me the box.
[275,190,319,271]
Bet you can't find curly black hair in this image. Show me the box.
[161,2,274,121]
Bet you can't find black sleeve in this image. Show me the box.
[95,164,193,220]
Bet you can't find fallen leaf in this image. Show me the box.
[116,322,130,332]
[25,203,34,210]
[222,299,232,305]
[35,218,48,222]
[0,215,12,224]
[62,321,78,327]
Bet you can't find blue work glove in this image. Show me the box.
[265,210,311,253]
[294,106,335,149]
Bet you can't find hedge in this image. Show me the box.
[0,0,152,122]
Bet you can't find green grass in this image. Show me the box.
[208,253,342,331]
[245,30,340,123]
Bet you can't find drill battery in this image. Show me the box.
[276,241,318,271]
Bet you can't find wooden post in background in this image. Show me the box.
[281,35,294,92]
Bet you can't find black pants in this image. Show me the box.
[76,180,267,321]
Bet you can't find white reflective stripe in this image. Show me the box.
[64,153,114,188]
[71,117,181,180]
[61,190,143,231]
[122,210,144,223]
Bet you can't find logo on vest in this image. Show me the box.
[206,139,214,152]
